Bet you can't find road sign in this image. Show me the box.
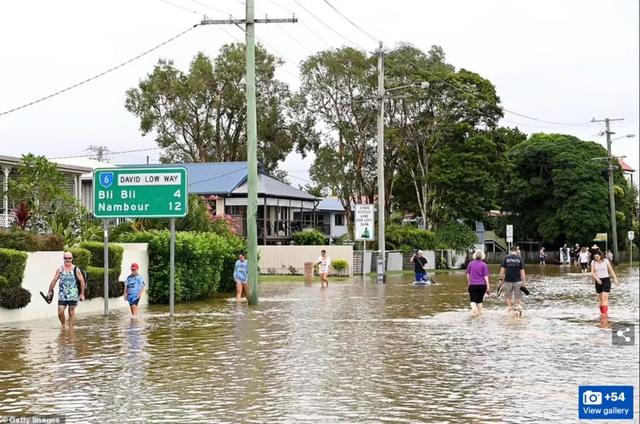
[506,225,513,243]
[594,233,608,242]
[628,231,635,241]
[93,167,188,218]
[355,204,375,241]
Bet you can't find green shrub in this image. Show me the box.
[434,221,477,253]
[331,259,348,276]
[292,229,326,245]
[0,231,39,251]
[0,287,31,309]
[0,231,64,251]
[0,275,8,287]
[79,242,123,269]
[119,230,245,303]
[35,234,64,251]
[386,224,436,253]
[0,248,28,288]
[67,247,91,270]
[85,266,123,299]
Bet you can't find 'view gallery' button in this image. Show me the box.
[578,386,634,420]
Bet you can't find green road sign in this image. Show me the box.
[93,167,188,218]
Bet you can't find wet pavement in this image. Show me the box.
[1,265,638,423]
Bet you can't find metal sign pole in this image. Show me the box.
[170,218,175,317]
[363,241,366,277]
[103,220,109,315]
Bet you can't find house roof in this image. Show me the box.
[317,197,345,211]
[54,157,115,179]
[618,158,636,172]
[110,162,317,200]
[0,154,92,175]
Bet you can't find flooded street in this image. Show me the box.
[1,265,638,423]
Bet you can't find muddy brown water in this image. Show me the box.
[1,265,638,423]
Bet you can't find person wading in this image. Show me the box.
[498,246,527,317]
[466,250,491,315]
[47,251,85,326]
[590,250,619,316]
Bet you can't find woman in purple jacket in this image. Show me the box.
[466,250,491,315]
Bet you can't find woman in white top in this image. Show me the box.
[316,250,331,289]
[578,247,590,273]
[590,250,619,316]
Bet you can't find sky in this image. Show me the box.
[0,0,638,187]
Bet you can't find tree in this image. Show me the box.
[385,45,504,229]
[7,154,81,234]
[298,47,377,236]
[500,133,635,247]
[125,44,314,173]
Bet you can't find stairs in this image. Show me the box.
[485,230,508,252]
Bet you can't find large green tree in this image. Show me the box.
[125,44,314,173]
[500,133,636,247]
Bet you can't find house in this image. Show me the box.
[618,158,636,186]
[1,154,91,228]
[81,162,322,245]
[295,197,348,241]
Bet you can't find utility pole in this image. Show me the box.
[201,4,296,305]
[592,117,624,262]
[376,41,386,283]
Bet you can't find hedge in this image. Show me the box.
[79,242,123,269]
[386,225,436,253]
[0,231,64,251]
[67,247,91,270]
[118,230,245,304]
[85,266,124,299]
[0,275,8,287]
[292,229,326,245]
[0,248,28,288]
[0,287,31,309]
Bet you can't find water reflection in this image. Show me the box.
[0,265,638,423]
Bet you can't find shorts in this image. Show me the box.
[415,272,427,282]
[539,256,545,262]
[468,285,487,303]
[128,295,140,306]
[580,262,588,270]
[595,277,611,293]
[58,300,78,307]
[503,281,522,300]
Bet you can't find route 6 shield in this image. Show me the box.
[99,172,114,189]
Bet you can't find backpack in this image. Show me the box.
[74,265,88,294]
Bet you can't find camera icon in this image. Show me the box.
[583,390,603,405]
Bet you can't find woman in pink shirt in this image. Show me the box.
[466,250,491,315]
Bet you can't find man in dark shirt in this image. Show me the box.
[499,246,527,315]
[411,250,429,283]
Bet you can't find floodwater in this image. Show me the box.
[1,265,638,423]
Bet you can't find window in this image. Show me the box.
[334,213,344,226]
[225,205,245,216]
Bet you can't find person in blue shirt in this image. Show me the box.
[234,253,249,302]
[123,263,145,317]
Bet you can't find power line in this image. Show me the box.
[50,147,162,160]
[321,0,378,44]
[188,166,247,186]
[0,24,200,118]
[416,67,592,127]
[264,0,331,47]
[292,0,365,49]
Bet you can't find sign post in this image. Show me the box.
[629,231,635,266]
[93,167,188,316]
[506,225,513,252]
[355,204,375,280]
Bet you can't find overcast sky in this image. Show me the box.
[0,0,638,186]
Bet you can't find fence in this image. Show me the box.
[258,245,353,276]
